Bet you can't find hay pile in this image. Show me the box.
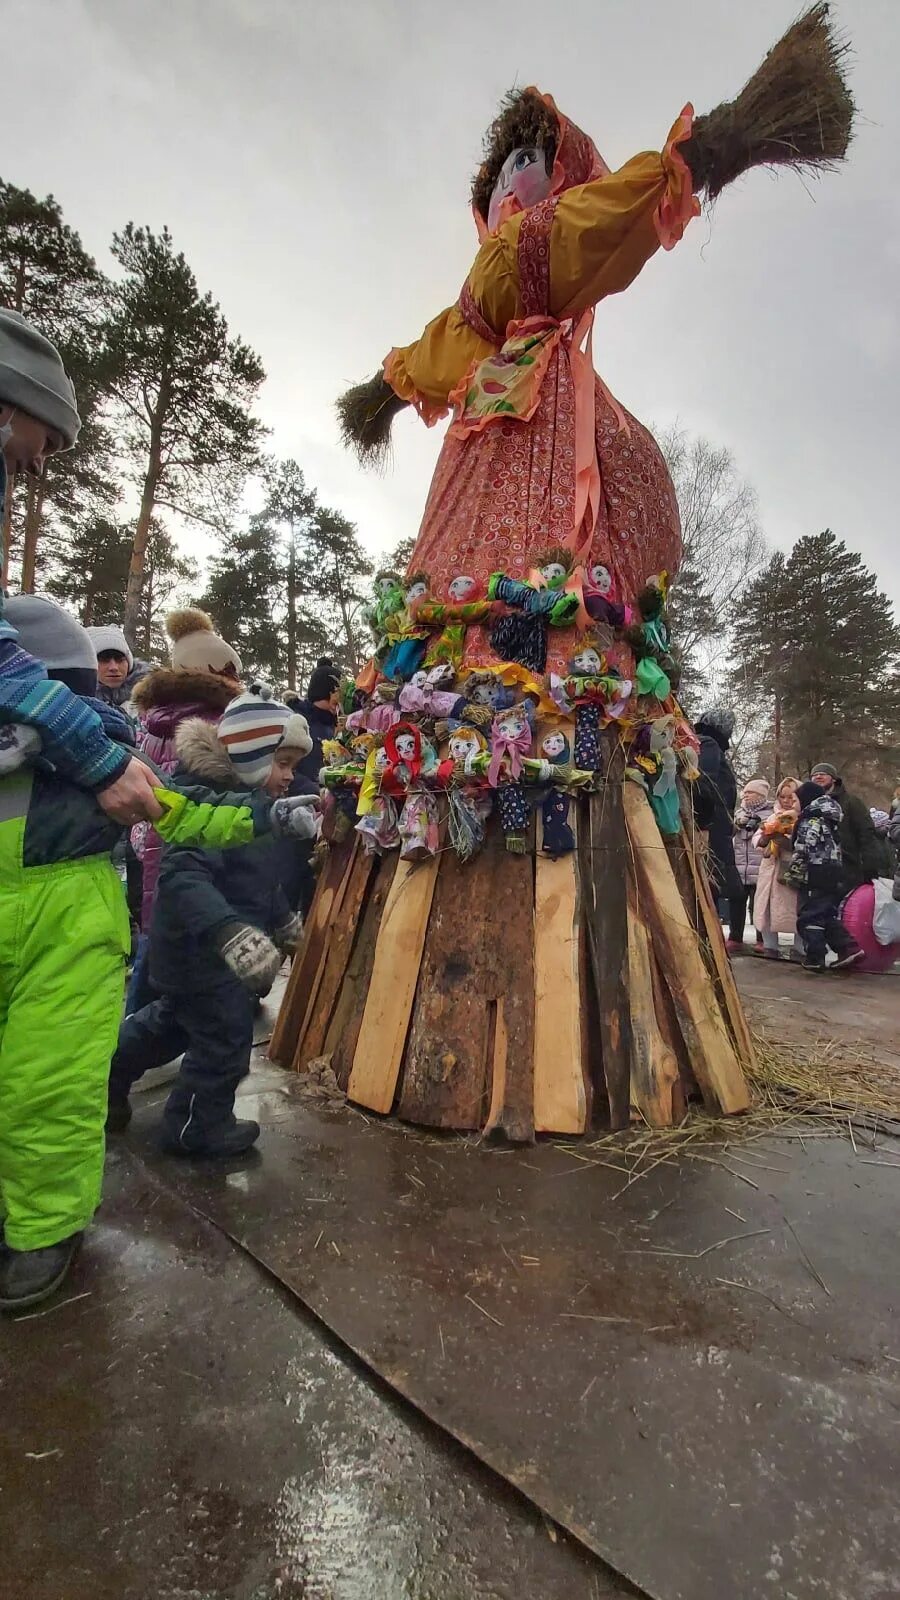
[575,1032,900,1180]
[684,2,855,199]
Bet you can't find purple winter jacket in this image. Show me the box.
[130,668,237,929]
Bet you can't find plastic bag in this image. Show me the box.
[872,877,900,946]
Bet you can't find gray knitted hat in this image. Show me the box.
[86,623,133,670]
[0,310,81,449]
[5,594,97,694]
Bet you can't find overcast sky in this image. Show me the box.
[8,0,899,605]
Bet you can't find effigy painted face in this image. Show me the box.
[497,707,529,741]
[394,732,417,762]
[541,729,569,761]
[572,647,603,675]
[449,574,477,603]
[540,560,568,584]
[375,572,399,595]
[373,747,391,772]
[589,563,613,596]
[405,579,428,604]
[488,146,553,233]
[450,730,482,762]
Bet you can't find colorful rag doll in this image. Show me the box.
[536,728,576,857]
[487,703,534,853]
[583,561,628,628]
[486,571,579,673]
[355,766,401,856]
[398,789,440,861]
[647,716,681,835]
[442,725,492,861]
[398,663,467,721]
[411,576,501,672]
[381,572,434,680]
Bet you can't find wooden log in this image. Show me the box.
[269,835,355,1066]
[347,855,440,1114]
[626,880,679,1128]
[648,945,692,1119]
[623,782,750,1116]
[678,826,759,1074]
[479,819,536,1144]
[398,837,505,1129]
[294,846,376,1067]
[328,852,399,1092]
[533,808,588,1134]
[579,744,631,1131]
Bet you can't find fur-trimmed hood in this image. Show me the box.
[131,666,237,717]
[174,715,313,789]
[174,717,246,787]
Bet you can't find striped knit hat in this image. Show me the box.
[217,682,311,785]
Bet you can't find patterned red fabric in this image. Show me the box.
[408,196,682,673]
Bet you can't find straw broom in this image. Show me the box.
[683,2,855,198]
[336,373,409,468]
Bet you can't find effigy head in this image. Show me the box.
[570,642,604,676]
[449,726,488,762]
[448,573,479,603]
[472,88,609,239]
[531,543,574,589]
[587,562,614,597]
[540,728,571,763]
[374,570,402,595]
[405,572,430,605]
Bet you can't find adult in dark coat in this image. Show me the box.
[693,706,745,950]
[810,763,885,894]
[280,659,341,913]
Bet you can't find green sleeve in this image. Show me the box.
[152,783,273,849]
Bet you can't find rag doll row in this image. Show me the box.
[319,551,699,864]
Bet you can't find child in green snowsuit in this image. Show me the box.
[0,598,315,1310]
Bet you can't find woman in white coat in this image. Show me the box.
[753,777,803,961]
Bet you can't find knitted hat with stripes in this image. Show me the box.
[217,682,311,785]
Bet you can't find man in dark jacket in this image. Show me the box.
[692,706,745,952]
[281,658,341,912]
[286,658,340,783]
[810,763,883,893]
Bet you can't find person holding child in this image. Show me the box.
[752,776,804,961]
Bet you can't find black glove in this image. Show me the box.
[215,921,283,995]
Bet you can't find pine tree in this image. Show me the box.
[383,534,416,574]
[99,224,265,644]
[731,533,900,793]
[300,507,373,673]
[45,515,196,659]
[198,515,286,683]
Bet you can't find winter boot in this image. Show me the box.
[106,1092,133,1133]
[832,944,864,971]
[160,1116,260,1159]
[0,1233,83,1311]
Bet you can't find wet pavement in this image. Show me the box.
[1,1143,627,1600]
[4,966,899,1600]
[125,1049,900,1600]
